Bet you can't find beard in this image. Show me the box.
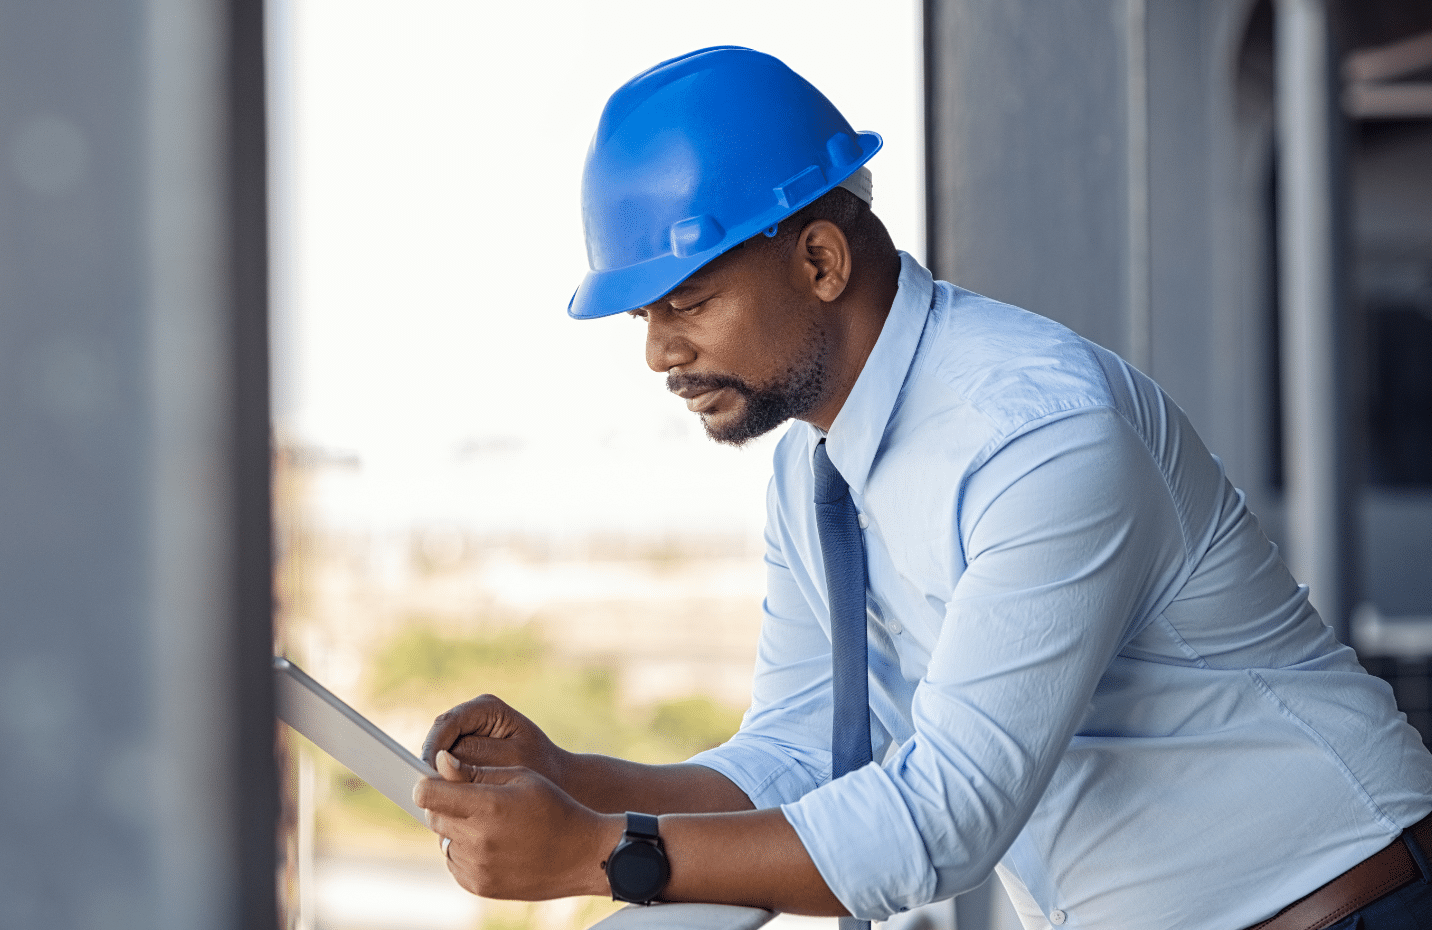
[666,323,830,447]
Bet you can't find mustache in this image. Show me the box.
[665,371,753,398]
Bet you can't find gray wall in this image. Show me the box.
[0,1,275,926]
[925,2,1136,360]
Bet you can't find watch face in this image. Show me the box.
[608,840,670,902]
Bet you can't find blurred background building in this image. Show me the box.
[1,2,1429,929]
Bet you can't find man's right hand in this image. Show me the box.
[421,694,570,789]
[423,693,755,818]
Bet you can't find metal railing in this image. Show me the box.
[589,904,775,930]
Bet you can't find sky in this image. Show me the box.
[270,0,923,540]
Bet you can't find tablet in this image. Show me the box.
[273,656,439,824]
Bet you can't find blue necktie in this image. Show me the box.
[813,441,872,930]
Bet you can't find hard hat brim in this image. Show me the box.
[568,130,883,320]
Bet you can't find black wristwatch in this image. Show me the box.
[605,812,670,904]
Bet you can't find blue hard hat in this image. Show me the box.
[568,46,882,320]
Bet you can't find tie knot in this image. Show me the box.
[812,441,849,504]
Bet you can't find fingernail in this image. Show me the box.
[438,749,456,767]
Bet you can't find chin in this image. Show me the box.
[702,412,786,448]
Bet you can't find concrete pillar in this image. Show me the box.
[0,1,275,927]
[924,0,1136,358]
[1274,0,1354,638]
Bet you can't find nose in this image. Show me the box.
[644,316,695,373]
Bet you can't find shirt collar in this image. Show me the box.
[808,251,934,493]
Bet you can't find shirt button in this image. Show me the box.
[889,619,903,634]
[857,513,869,529]
[1050,909,1067,925]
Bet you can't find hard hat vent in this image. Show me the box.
[826,132,862,167]
[670,215,725,258]
[775,166,827,210]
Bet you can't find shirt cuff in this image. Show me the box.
[687,736,825,810]
[781,761,937,920]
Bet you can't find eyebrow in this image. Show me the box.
[646,281,705,311]
[646,260,725,311]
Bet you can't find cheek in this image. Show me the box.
[741,315,811,376]
[723,329,786,380]
[698,281,811,375]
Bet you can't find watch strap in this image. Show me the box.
[625,811,661,843]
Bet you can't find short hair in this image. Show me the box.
[763,186,897,270]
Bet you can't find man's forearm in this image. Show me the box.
[662,808,847,914]
[557,760,848,914]
[559,754,757,815]
[575,806,847,915]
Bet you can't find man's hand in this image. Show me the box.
[421,694,569,788]
[414,752,847,915]
[416,750,622,901]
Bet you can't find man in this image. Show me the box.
[415,47,1432,930]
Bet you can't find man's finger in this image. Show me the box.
[451,733,500,765]
[414,775,479,816]
[412,764,530,814]
[420,695,504,766]
[420,708,468,767]
[437,749,474,782]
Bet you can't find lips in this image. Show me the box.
[670,383,709,401]
[669,372,746,416]
[685,388,724,413]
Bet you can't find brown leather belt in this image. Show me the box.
[1246,810,1432,930]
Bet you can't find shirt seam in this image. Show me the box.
[1092,360,1208,662]
[954,401,1123,574]
[1151,615,1212,667]
[1248,668,1400,832]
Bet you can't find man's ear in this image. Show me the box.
[794,219,851,303]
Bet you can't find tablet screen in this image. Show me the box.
[274,656,439,824]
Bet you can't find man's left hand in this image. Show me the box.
[414,750,623,901]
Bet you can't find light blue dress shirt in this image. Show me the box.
[688,253,1432,930]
